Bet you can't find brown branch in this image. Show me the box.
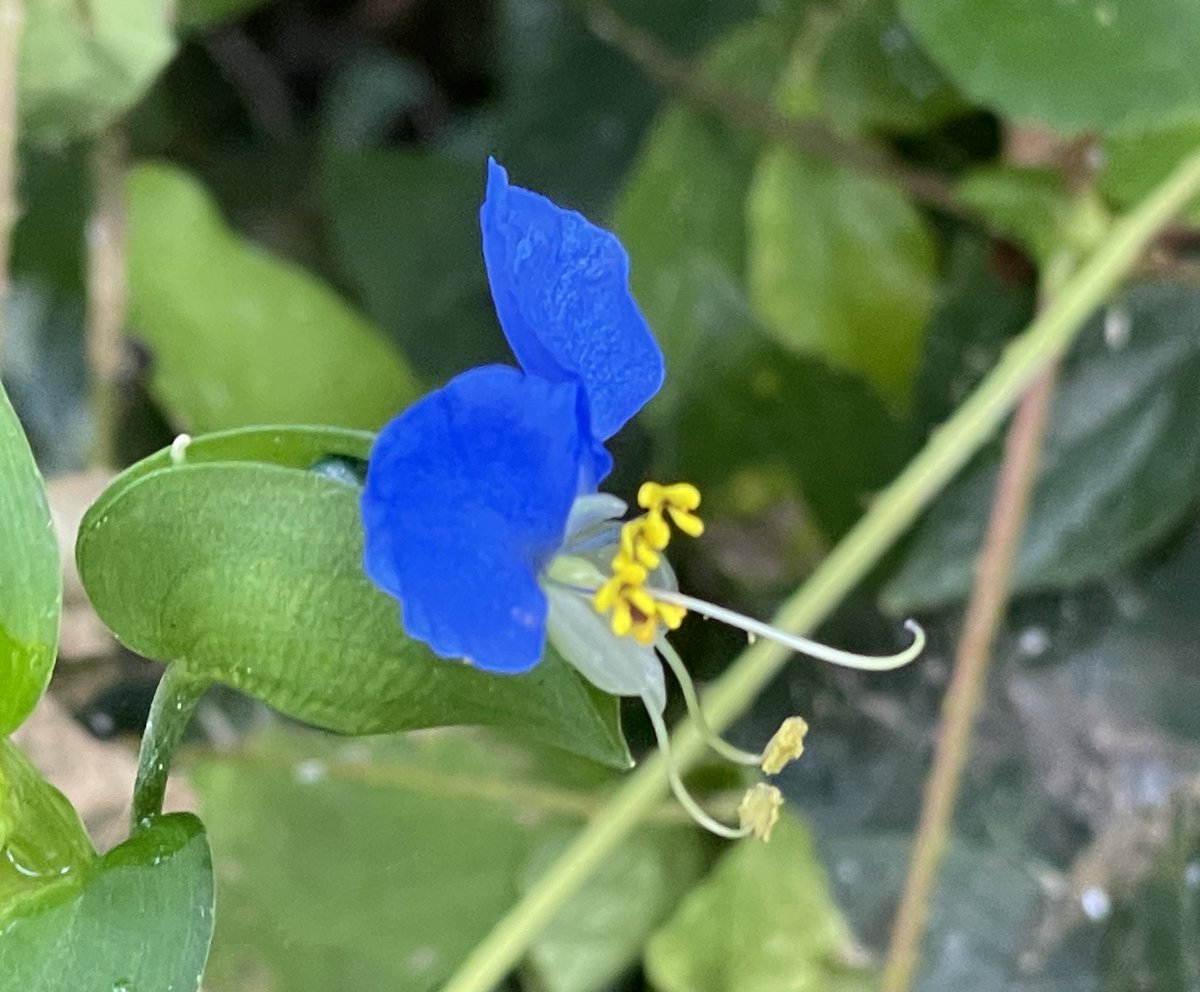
[0,0,22,363]
[575,0,969,218]
[86,129,128,468]
[880,362,1060,992]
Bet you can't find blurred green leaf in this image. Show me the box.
[195,727,699,992]
[76,446,630,766]
[17,0,176,147]
[125,163,420,432]
[0,812,214,992]
[320,152,506,381]
[1101,120,1200,225]
[1100,796,1200,991]
[617,19,901,540]
[747,146,936,410]
[908,235,1036,438]
[824,832,1041,992]
[885,283,1200,613]
[615,17,794,372]
[958,166,1074,265]
[0,381,60,735]
[177,0,273,31]
[645,813,872,992]
[898,0,1200,135]
[814,0,964,134]
[0,738,93,911]
[494,0,764,212]
[522,824,707,992]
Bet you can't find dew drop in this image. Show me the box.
[1081,885,1111,921]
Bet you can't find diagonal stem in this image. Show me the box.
[440,146,1200,992]
[0,0,22,363]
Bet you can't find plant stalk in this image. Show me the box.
[131,665,209,831]
[879,249,1075,992]
[439,146,1200,992]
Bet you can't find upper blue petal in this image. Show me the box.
[481,158,664,441]
[361,365,594,673]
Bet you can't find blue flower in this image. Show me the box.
[361,159,663,674]
[361,159,924,840]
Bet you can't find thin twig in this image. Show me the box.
[574,0,968,218]
[0,0,22,363]
[86,128,128,467]
[879,270,1065,991]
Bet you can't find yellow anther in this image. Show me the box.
[620,520,660,568]
[656,601,687,630]
[638,481,701,513]
[610,599,633,637]
[667,505,705,538]
[642,509,671,550]
[761,716,809,775]
[737,783,783,842]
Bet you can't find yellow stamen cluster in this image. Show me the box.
[738,783,783,842]
[592,482,705,644]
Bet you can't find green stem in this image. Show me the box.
[131,665,209,832]
[440,146,1200,992]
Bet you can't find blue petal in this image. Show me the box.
[481,158,664,441]
[361,365,594,673]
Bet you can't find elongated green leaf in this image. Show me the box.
[645,813,872,992]
[18,0,176,147]
[76,450,629,766]
[195,727,701,992]
[0,383,61,734]
[0,738,93,912]
[1,812,214,992]
[125,164,420,433]
[885,283,1200,612]
[898,0,1200,135]
[747,147,935,410]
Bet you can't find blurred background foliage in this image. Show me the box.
[6,0,1200,989]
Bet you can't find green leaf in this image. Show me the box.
[814,0,964,134]
[320,152,507,381]
[958,166,1073,266]
[0,812,215,992]
[18,0,176,147]
[746,146,936,410]
[0,737,93,911]
[897,0,1200,135]
[522,825,707,992]
[76,442,630,767]
[195,727,700,992]
[0,381,60,734]
[644,813,873,992]
[493,0,764,213]
[125,163,420,432]
[1101,119,1200,226]
[177,0,273,31]
[884,283,1200,613]
[615,17,795,370]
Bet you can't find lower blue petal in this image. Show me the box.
[361,365,594,673]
